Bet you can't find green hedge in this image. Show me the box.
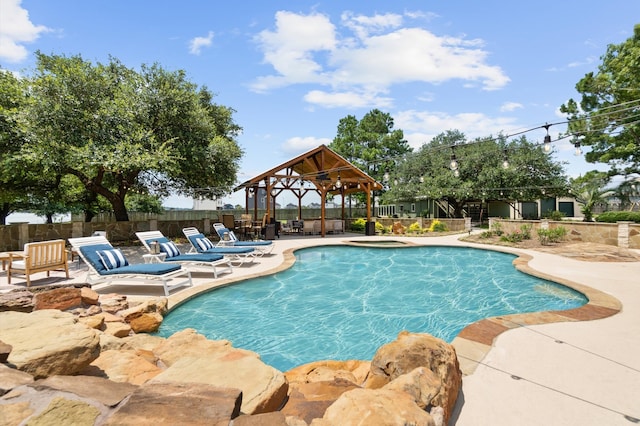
[595,211,640,223]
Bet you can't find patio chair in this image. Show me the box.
[212,223,274,255]
[180,227,258,266]
[7,239,70,287]
[68,236,192,296]
[135,231,233,277]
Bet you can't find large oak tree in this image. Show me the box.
[25,53,243,221]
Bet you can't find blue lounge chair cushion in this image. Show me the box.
[166,253,225,262]
[80,244,117,274]
[233,240,273,247]
[100,263,182,276]
[187,234,254,254]
[97,248,129,270]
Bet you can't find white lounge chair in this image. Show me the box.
[135,231,233,276]
[68,236,192,296]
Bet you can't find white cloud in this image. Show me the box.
[251,10,510,106]
[0,0,49,63]
[394,109,520,148]
[500,102,523,112]
[281,136,332,154]
[304,89,393,109]
[189,31,214,55]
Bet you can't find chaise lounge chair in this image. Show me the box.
[212,223,274,256]
[179,227,258,266]
[181,227,260,263]
[68,236,192,296]
[135,231,235,275]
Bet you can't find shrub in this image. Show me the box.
[595,211,640,223]
[491,222,503,236]
[428,219,448,232]
[408,222,422,233]
[500,224,532,243]
[375,221,390,234]
[351,218,366,232]
[542,210,566,221]
[537,226,567,245]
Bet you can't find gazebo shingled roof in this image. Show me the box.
[233,144,382,237]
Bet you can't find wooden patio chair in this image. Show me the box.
[8,239,69,287]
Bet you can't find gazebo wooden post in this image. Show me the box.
[366,183,372,222]
[320,186,327,237]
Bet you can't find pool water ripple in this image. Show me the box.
[158,246,587,371]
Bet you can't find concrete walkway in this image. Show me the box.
[1,232,638,425]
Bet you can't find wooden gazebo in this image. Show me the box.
[233,145,382,237]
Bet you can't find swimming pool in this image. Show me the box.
[158,245,587,371]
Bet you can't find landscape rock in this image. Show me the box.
[81,349,162,385]
[78,313,105,330]
[98,293,128,314]
[104,382,242,425]
[25,396,101,426]
[366,331,461,425]
[0,340,12,363]
[0,310,100,378]
[33,287,82,311]
[0,289,34,312]
[125,311,163,333]
[0,363,34,395]
[80,286,100,305]
[153,328,233,367]
[102,321,132,338]
[383,366,442,410]
[33,375,137,407]
[120,333,166,352]
[152,348,289,415]
[233,411,289,425]
[311,388,435,426]
[285,360,370,386]
[281,378,360,424]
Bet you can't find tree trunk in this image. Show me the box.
[111,196,130,221]
[84,210,95,222]
[0,203,12,225]
[46,213,53,224]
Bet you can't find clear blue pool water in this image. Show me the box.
[157,246,587,371]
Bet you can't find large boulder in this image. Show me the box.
[152,328,234,367]
[285,360,370,386]
[104,382,242,425]
[151,349,289,415]
[281,378,360,424]
[366,331,461,425]
[312,388,435,426]
[0,289,34,312]
[0,363,34,395]
[80,349,163,385]
[33,287,82,311]
[0,310,100,379]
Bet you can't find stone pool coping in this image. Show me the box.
[162,235,623,378]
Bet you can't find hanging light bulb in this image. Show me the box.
[270,188,277,197]
[574,141,582,156]
[543,134,552,153]
[453,169,460,177]
[419,176,424,183]
[450,152,458,170]
[543,123,552,153]
[502,149,509,169]
[383,169,390,182]
[335,174,342,189]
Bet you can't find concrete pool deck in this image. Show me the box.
[1,232,638,425]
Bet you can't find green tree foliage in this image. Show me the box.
[560,24,640,178]
[24,53,243,221]
[570,171,615,221]
[384,130,568,217]
[330,109,411,208]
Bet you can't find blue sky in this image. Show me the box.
[1,0,639,207]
